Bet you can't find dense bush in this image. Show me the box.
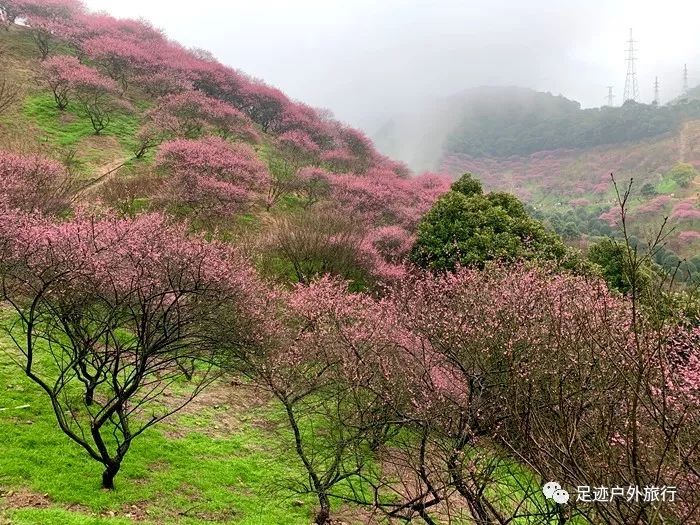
[0,150,71,214]
[410,173,568,271]
[667,162,699,188]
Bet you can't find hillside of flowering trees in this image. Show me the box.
[0,0,454,284]
[0,2,699,525]
[441,122,700,279]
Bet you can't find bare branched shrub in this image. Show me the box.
[261,206,367,284]
[0,75,18,114]
[100,174,157,217]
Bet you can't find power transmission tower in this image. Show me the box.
[683,64,689,95]
[623,28,639,102]
[653,76,659,105]
[606,86,615,106]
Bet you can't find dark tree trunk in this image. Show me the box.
[314,493,331,524]
[85,387,94,406]
[101,462,121,490]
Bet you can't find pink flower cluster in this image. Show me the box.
[671,200,700,221]
[0,209,264,315]
[678,230,700,243]
[155,137,270,217]
[146,91,259,142]
[0,151,69,214]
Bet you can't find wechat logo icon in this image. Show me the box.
[543,481,570,504]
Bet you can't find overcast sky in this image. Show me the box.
[82,0,700,134]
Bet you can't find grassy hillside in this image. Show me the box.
[0,313,362,525]
[0,27,139,179]
[0,17,418,525]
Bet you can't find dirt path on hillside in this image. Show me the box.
[71,156,133,203]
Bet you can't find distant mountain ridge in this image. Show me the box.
[374,85,700,170]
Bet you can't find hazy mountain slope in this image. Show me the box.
[375,86,700,269]
[374,86,700,167]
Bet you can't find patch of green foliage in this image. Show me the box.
[528,203,614,239]
[666,162,698,189]
[656,177,679,194]
[411,173,569,271]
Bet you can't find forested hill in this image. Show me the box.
[374,86,700,164]
[444,87,700,158]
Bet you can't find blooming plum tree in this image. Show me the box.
[37,55,113,110]
[72,69,123,134]
[136,91,258,157]
[155,137,270,220]
[0,150,71,214]
[237,277,403,523]
[278,129,321,165]
[82,33,150,91]
[11,0,83,59]
[239,82,288,133]
[0,211,266,489]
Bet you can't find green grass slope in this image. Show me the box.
[0,320,322,525]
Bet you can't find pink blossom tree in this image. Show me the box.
[82,33,151,92]
[155,137,270,221]
[0,150,71,214]
[136,91,258,157]
[133,70,192,97]
[358,225,414,282]
[72,68,123,134]
[239,81,288,133]
[671,200,700,221]
[320,148,355,173]
[0,211,266,490]
[278,129,321,165]
[335,126,375,172]
[275,102,335,146]
[379,259,699,524]
[11,0,83,59]
[37,54,113,111]
[237,277,403,524]
[76,18,164,90]
[291,167,332,208]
